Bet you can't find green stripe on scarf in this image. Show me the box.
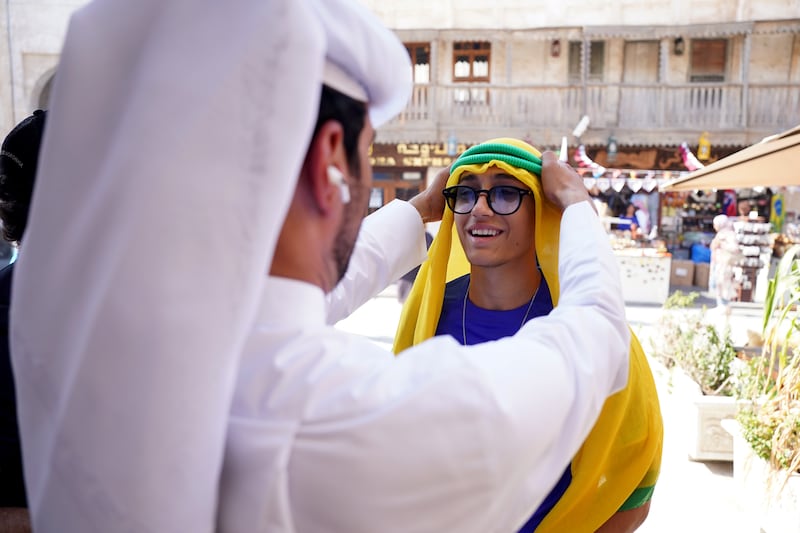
[452,143,542,177]
[618,485,655,511]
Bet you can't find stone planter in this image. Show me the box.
[671,367,737,461]
[723,419,800,533]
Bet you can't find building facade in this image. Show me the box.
[1,1,798,213]
[0,0,88,134]
[359,0,800,210]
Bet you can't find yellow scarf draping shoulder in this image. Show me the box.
[393,138,663,532]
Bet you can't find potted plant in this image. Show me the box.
[730,245,800,531]
[649,290,741,461]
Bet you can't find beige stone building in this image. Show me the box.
[359,0,799,304]
[1,1,798,208]
[353,1,799,203]
[0,0,88,134]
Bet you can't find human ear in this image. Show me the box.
[304,120,349,213]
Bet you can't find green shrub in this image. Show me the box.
[736,244,800,477]
[650,290,737,396]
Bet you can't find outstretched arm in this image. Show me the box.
[283,154,629,532]
[325,166,449,322]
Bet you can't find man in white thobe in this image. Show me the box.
[10,0,629,531]
[217,77,629,533]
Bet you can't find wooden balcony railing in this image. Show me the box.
[618,84,743,129]
[386,82,800,135]
[748,84,800,129]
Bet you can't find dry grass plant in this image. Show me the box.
[737,244,800,491]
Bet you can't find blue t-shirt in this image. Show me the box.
[435,273,570,532]
[615,215,637,231]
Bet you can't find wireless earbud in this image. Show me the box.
[327,165,350,204]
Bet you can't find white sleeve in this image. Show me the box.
[9,3,327,532]
[325,200,428,323]
[275,202,630,532]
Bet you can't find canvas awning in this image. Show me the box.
[662,124,800,191]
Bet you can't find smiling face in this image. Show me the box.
[454,167,537,272]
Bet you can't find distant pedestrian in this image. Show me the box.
[632,199,651,236]
[710,214,741,316]
[617,202,640,238]
[737,199,752,218]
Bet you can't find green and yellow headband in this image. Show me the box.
[447,138,543,193]
[451,140,542,178]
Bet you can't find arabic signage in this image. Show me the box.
[371,143,741,170]
[369,142,468,168]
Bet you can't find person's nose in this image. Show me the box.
[471,191,494,215]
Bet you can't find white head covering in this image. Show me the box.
[10,0,410,530]
[713,214,733,231]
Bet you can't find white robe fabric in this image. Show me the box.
[325,201,428,323]
[219,200,630,533]
[10,0,410,531]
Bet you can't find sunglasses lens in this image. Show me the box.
[490,186,520,215]
[453,187,476,213]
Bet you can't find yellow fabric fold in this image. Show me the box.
[393,138,663,532]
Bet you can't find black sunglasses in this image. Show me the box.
[442,185,532,215]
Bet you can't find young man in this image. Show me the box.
[12,1,630,531]
[396,138,663,533]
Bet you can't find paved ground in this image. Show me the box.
[334,284,775,533]
[628,292,765,533]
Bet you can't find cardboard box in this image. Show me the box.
[670,259,695,287]
[693,262,710,289]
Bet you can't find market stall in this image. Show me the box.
[662,125,800,302]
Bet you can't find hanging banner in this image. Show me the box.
[771,192,785,233]
[611,178,627,192]
[627,179,643,192]
[722,190,738,217]
[574,145,606,178]
[679,142,704,171]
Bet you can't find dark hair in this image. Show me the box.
[0,109,47,243]
[312,85,367,178]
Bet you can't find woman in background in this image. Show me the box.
[710,214,742,316]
